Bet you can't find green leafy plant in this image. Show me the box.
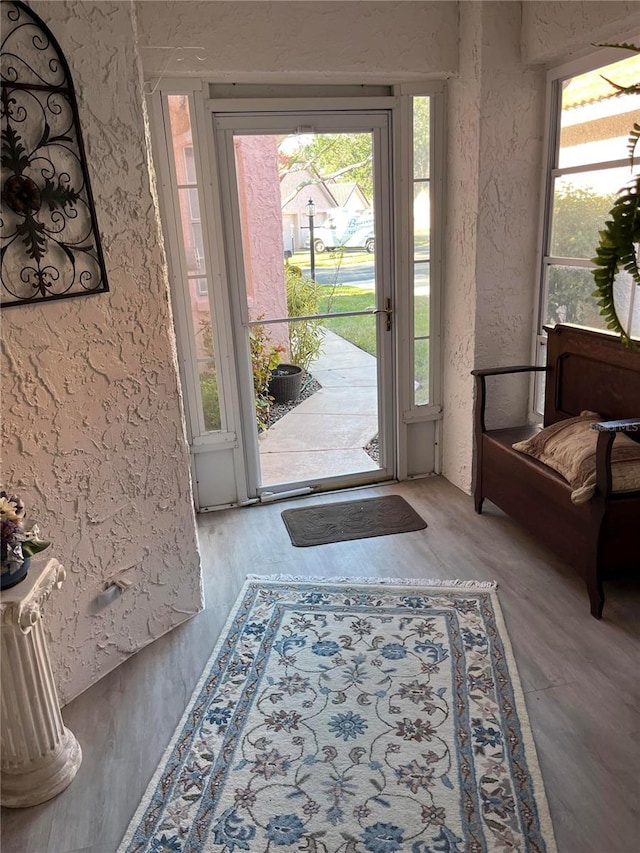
[591,44,640,346]
[0,491,50,571]
[285,264,324,371]
[250,320,284,431]
[197,318,284,433]
[198,319,221,432]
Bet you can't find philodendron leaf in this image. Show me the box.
[591,169,640,349]
[21,540,50,557]
[595,42,640,53]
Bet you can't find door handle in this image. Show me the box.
[371,298,392,331]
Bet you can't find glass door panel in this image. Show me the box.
[217,116,393,496]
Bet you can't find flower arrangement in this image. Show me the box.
[0,490,50,586]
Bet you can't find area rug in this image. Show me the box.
[281,495,427,547]
[118,578,556,852]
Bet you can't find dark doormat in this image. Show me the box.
[281,495,427,547]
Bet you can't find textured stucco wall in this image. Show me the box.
[474,3,545,418]
[135,0,459,83]
[442,1,482,494]
[442,2,546,493]
[522,1,640,65]
[1,0,203,704]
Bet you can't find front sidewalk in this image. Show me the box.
[259,331,379,485]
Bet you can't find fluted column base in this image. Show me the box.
[1,559,82,808]
[1,728,82,808]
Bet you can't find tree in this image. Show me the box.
[413,96,430,179]
[546,185,615,326]
[279,133,373,203]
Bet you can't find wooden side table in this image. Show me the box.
[0,558,82,807]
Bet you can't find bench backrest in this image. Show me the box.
[543,324,640,426]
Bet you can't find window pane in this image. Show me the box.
[545,265,607,329]
[414,182,430,260]
[166,95,223,436]
[414,338,430,406]
[235,131,375,323]
[612,268,640,340]
[192,276,208,298]
[559,54,640,169]
[192,287,221,433]
[187,187,201,220]
[414,262,430,337]
[184,146,196,184]
[198,360,221,432]
[167,95,193,184]
[550,169,628,258]
[178,189,206,275]
[413,97,430,180]
[534,338,547,416]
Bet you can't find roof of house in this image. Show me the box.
[280,170,369,212]
[563,54,640,109]
[326,182,367,208]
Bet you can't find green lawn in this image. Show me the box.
[317,285,376,353]
[290,249,372,270]
[317,285,429,350]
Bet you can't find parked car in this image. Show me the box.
[311,209,375,253]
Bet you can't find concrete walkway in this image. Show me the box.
[259,330,379,485]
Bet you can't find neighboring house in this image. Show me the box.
[325,181,370,211]
[280,167,343,252]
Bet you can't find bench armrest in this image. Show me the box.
[471,365,548,378]
[592,419,640,498]
[472,365,549,435]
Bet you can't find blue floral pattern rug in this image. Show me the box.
[119,578,556,853]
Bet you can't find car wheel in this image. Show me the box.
[314,239,326,253]
[365,239,375,254]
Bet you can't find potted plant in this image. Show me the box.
[0,490,50,590]
[268,263,325,404]
[268,362,304,403]
[591,43,640,346]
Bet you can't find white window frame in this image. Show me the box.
[534,44,640,411]
[147,82,240,450]
[394,85,445,424]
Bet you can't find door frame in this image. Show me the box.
[213,110,396,499]
[147,82,445,511]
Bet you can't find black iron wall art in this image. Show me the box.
[1,0,109,306]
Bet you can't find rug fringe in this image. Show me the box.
[246,574,497,589]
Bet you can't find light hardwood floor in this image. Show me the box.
[2,477,639,852]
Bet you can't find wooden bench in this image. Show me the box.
[472,324,640,618]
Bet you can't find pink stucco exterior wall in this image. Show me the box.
[234,136,289,353]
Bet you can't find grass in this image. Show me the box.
[317,285,430,352]
[318,286,377,353]
[290,249,372,270]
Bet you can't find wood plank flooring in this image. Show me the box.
[2,477,639,852]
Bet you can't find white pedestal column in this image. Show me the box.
[1,558,82,807]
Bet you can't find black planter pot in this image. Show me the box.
[269,364,303,404]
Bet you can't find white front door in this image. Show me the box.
[214,111,395,499]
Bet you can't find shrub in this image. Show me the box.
[285,264,324,371]
[200,369,221,432]
[250,321,284,431]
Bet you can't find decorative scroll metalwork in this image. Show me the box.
[1,0,108,306]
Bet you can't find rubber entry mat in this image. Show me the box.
[281,495,427,547]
